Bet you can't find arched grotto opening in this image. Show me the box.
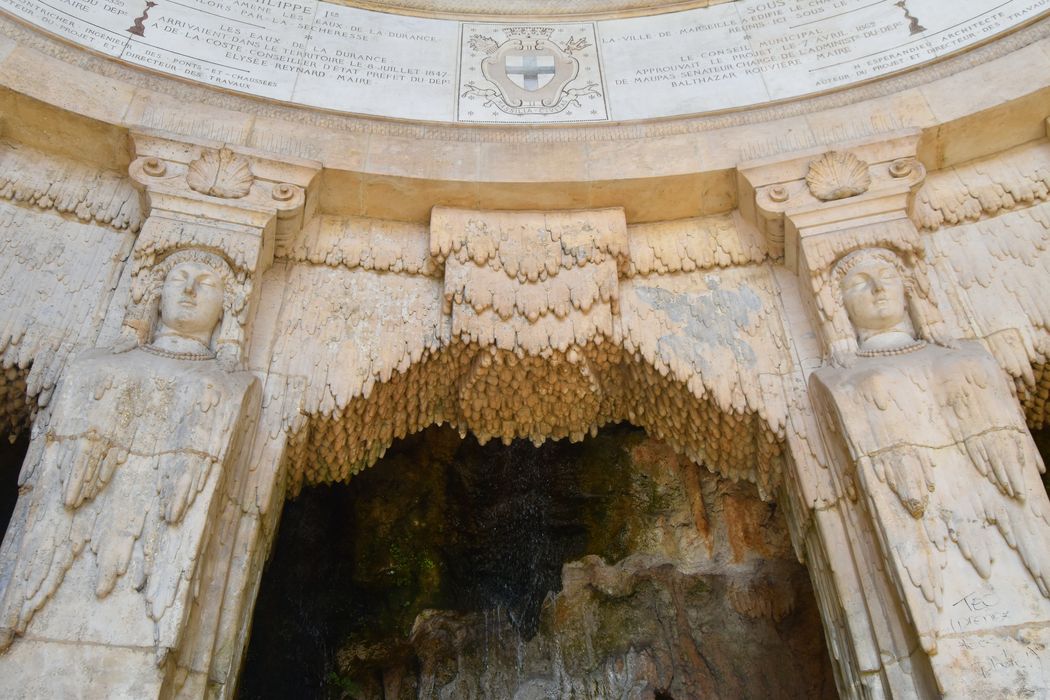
[0,366,32,541]
[238,423,837,699]
[0,433,26,543]
[1033,427,1050,497]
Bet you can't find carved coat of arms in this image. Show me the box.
[459,26,605,121]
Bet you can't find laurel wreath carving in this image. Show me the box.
[806,151,872,201]
[186,147,253,199]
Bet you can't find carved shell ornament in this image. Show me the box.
[186,147,253,199]
[806,151,872,201]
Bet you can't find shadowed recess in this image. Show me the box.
[239,423,835,699]
[0,432,27,542]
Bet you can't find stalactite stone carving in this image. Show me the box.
[810,248,1050,696]
[260,208,793,503]
[805,151,872,201]
[0,246,259,666]
[186,147,253,199]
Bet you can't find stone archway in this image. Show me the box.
[233,205,814,696]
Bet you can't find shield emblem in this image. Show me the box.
[504,53,556,91]
[481,38,579,108]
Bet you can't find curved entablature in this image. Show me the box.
[1,120,1050,697]
[2,0,1047,125]
[1,14,1048,233]
[323,0,736,21]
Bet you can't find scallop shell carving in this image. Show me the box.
[806,151,871,201]
[186,147,253,199]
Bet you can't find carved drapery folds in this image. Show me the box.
[0,144,142,441]
[918,134,1050,430]
[740,130,1050,698]
[0,131,321,697]
[0,242,260,666]
[810,247,1050,696]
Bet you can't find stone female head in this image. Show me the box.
[833,248,918,354]
[155,258,226,349]
[133,248,242,361]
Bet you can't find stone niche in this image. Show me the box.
[240,424,836,700]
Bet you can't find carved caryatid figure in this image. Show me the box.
[811,248,1050,662]
[0,249,258,660]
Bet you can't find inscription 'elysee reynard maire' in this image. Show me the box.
[0,0,1047,122]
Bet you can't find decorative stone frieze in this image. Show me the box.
[430,206,629,351]
[913,132,1050,232]
[0,142,143,232]
[265,207,792,505]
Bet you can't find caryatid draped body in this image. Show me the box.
[811,248,1050,696]
[0,248,259,665]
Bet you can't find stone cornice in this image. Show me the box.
[1,13,1048,148]
[322,0,734,21]
[1,15,1049,225]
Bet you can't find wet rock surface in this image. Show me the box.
[239,424,836,699]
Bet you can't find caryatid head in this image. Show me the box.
[148,250,236,356]
[834,248,918,354]
[157,260,225,344]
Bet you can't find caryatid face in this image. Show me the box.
[840,257,908,335]
[158,261,224,340]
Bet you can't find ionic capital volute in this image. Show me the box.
[128,130,321,271]
[737,130,925,273]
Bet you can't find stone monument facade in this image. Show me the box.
[0,0,1047,697]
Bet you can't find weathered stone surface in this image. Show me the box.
[0,27,1047,695]
[0,240,264,697]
